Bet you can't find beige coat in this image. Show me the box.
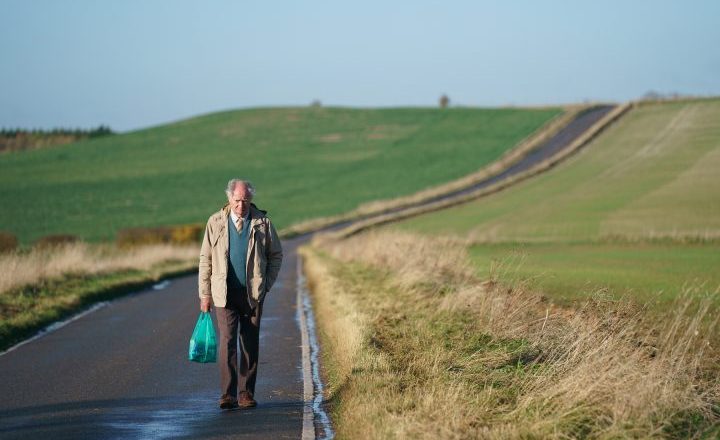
[198,203,283,308]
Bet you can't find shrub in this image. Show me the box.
[0,232,18,253]
[117,227,172,247]
[170,224,204,244]
[117,224,204,247]
[439,94,450,108]
[33,234,80,249]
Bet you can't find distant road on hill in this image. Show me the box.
[423,105,615,203]
[320,104,616,235]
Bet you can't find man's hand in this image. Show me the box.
[200,296,212,313]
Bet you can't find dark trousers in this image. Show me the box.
[215,287,263,398]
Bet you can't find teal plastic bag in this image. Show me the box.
[188,312,217,363]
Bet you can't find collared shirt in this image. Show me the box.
[229,210,250,231]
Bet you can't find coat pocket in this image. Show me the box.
[251,276,266,300]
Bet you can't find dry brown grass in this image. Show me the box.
[0,242,198,295]
[304,230,719,439]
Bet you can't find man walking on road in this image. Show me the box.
[198,179,283,410]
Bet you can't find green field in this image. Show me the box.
[469,242,719,303]
[0,107,560,244]
[393,99,720,302]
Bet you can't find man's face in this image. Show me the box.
[228,184,252,218]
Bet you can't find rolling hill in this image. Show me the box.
[0,106,561,244]
[391,98,720,302]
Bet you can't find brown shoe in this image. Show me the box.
[238,391,257,408]
[219,395,239,410]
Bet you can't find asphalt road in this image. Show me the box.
[0,105,616,439]
[0,238,306,440]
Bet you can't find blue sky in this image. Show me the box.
[2,0,719,132]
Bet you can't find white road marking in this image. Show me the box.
[0,277,173,357]
[0,301,110,357]
[296,256,335,440]
[152,280,171,290]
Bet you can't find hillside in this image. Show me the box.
[0,106,560,244]
[392,98,720,302]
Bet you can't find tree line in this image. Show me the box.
[0,125,114,152]
[1,125,114,138]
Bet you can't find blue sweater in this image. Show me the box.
[227,214,250,291]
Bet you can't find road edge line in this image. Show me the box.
[296,255,335,440]
[297,256,316,440]
[0,301,110,357]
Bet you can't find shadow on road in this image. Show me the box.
[0,395,305,440]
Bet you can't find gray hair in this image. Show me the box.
[225,179,256,198]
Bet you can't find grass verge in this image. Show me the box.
[0,243,197,351]
[303,230,719,439]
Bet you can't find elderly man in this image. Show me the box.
[198,179,283,410]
